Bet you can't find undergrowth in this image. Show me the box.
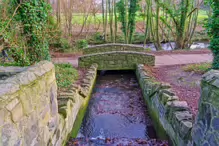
[182,63,211,74]
[55,63,78,90]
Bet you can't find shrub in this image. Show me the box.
[182,63,211,74]
[76,39,88,49]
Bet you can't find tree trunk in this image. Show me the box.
[113,0,117,43]
[155,2,162,50]
[125,0,129,44]
[56,0,61,27]
[175,0,189,49]
[104,0,108,42]
[109,0,113,42]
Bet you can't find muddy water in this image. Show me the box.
[67,71,168,145]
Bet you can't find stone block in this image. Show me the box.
[50,84,58,117]
[180,120,193,138]
[11,103,23,122]
[0,109,5,127]
[212,117,219,131]
[174,111,193,122]
[0,83,19,99]
[166,101,189,111]
[1,124,21,146]
[6,98,19,111]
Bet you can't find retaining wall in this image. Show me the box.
[136,64,193,146]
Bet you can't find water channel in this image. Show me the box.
[67,71,168,145]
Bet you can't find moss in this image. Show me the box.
[70,73,97,138]
[145,99,169,140]
[136,70,168,140]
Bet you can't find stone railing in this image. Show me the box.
[192,70,219,146]
[136,64,193,146]
[0,61,98,146]
[79,51,155,70]
[84,43,145,54]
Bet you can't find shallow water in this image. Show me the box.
[79,71,155,139]
[142,41,209,51]
[67,71,168,145]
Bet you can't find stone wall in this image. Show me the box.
[192,70,219,146]
[79,51,155,70]
[0,61,58,146]
[54,64,97,145]
[136,64,193,146]
[0,61,98,146]
[0,66,27,80]
[84,44,145,54]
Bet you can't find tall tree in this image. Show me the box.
[155,0,199,49]
[117,0,139,44]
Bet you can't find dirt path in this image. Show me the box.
[151,65,202,115]
[52,53,213,67]
[155,53,212,66]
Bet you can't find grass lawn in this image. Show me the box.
[182,62,211,74]
[70,10,208,25]
[55,63,79,90]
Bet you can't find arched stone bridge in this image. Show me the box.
[78,44,155,70]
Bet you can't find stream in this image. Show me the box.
[142,41,209,51]
[67,71,168,145]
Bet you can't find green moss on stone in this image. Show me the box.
[145,99,169,140]
[70,73,97,138]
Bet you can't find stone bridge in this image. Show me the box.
[78,44,155,70]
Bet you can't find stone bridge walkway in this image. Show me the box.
[52,53,213,67]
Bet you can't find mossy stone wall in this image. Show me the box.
[0,61,58,146]
[79,51,155,70]
[0,62,98,146]
[136,64,193,146]
[192,70,219,146]
[84,44,145,54]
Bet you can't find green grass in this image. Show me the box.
[197,10,209,25]
[182,63,211,74]
[0,62,23,67]
[69,10,208,25]
[55,63,78,90]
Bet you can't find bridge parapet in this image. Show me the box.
[84,43,145,54]
[79,51,155,70]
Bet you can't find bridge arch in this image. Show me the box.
[79,46,155,70]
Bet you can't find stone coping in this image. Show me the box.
[0,66,27,77]
[0,61,54,101]
[84,44,146,55]
[80,51,154,58]
[86,43,145,49]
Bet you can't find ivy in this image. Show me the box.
[16,0,51,64]
[117,0,139,44]
[0,0,52,66]
[205,0,219,69]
